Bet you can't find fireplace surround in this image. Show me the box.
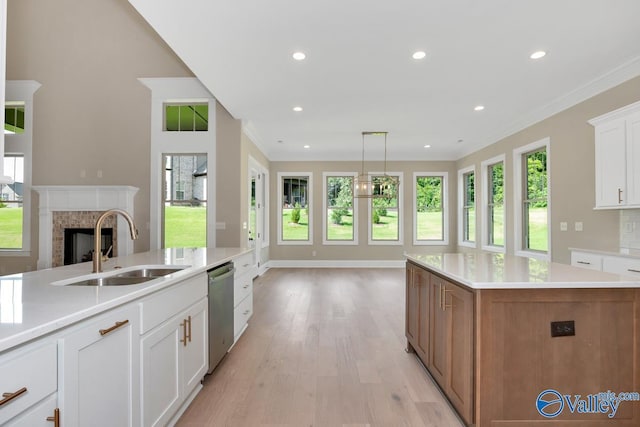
[33,186,138,269]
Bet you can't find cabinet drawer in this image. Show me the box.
[570,252,603,271]
[603,256,640,278]
[140,273,207,334]
[234,270,253,307]
[234,292,253,339]
[233,252,255,278]
[0,342,57,424]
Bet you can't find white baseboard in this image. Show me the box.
[265,259,405,269]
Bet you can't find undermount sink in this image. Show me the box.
[52,265,189,287]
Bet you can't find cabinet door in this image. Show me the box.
[626,112,640,205]
[59,304,140,427]
[594,118,627,207]
[182,299,208,397]
[405,264,420,346]
[141,317,182,427]
[446,281,474,425]
[428,274,448,388]
[3,394,57,427]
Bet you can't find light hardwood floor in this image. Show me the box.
[177,268,464,427]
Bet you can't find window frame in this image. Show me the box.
[413,172,448,246]
[322,172,358,245]
[513,138,551,260]
[368,171,403,246]
[458,165,476,248]
[139,78,216,250]
[277,172,313,245]
[0,81,41,257]
[481,155,506,253]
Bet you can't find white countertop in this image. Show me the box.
[0,247,251,353]
[406,252,640,289]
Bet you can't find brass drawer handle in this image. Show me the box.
[99,319,129,336]
[628,268,640,273]
[0,387,28,406]
[46,408,60,427]
[577,261,591,265]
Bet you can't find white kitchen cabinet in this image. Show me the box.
[233,251,256,342]
[3,394,58,427]
[58,302,140,427]
[590,101,640,209]
[139,273,208,427]
[602,256,640,279]
[0,341,57,425]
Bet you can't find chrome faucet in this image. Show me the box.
[93,209,139,273]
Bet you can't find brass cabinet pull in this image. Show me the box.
[0,387,27,406]
[619,188,623,203]
[441,284,452,311]
[187,315,192,343]
[46,408,60,427]
[180,319,188,347]
[99,319,129,336]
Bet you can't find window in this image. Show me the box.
[323,173,357,244]
[514,138,550,259]
[413,172,448,245]
[0,155,24,249]
[164,103,208,131]
[481,156,505,252]
[162,154,207,248]
[4,102,25,134]
[369,172,402,244]
[1,80,40,256]
[278,173,312,244]
[458,166,476,246]
[140,78,215,250]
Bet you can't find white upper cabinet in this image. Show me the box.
[590,101,640,209]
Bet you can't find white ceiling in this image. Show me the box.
[128,0,640,161]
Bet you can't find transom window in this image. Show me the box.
[4,102,25,134]
[164,103,208,132]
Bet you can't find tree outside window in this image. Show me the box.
[415,175,444,241]
[523,149,548,252]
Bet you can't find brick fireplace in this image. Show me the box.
[33,186,138,269]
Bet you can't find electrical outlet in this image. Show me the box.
[560,222,568,231]
[551,320,575,337]
[575,222,583,232]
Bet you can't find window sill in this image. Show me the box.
[0,250,31,257]
[515,250,550,261]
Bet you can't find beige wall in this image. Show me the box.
[269,160,457,261]
[215,103,243,247]
[4,0,193,273]
[457,75,640,264]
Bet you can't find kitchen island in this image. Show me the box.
[0,247,253,426]
[406,252,640,427]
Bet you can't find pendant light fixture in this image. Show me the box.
[354,131,399,198]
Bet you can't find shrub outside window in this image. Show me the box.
[324,174,356,244]
[278,173,312,244]
[414,173,448,245]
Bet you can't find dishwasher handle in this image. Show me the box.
[208,266,235,283]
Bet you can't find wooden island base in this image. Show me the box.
[406,260,640,427]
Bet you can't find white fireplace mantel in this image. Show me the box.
[33,185,139,269]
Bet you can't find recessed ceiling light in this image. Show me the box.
[424,144,431,148]
[474,105,485,111]
[293,106,303,112]
[303,145,310,149]
[412,51,426,60]
[292,52,306,61]
[530,50,546,60]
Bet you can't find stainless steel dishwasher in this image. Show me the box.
[207,262,235,373]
